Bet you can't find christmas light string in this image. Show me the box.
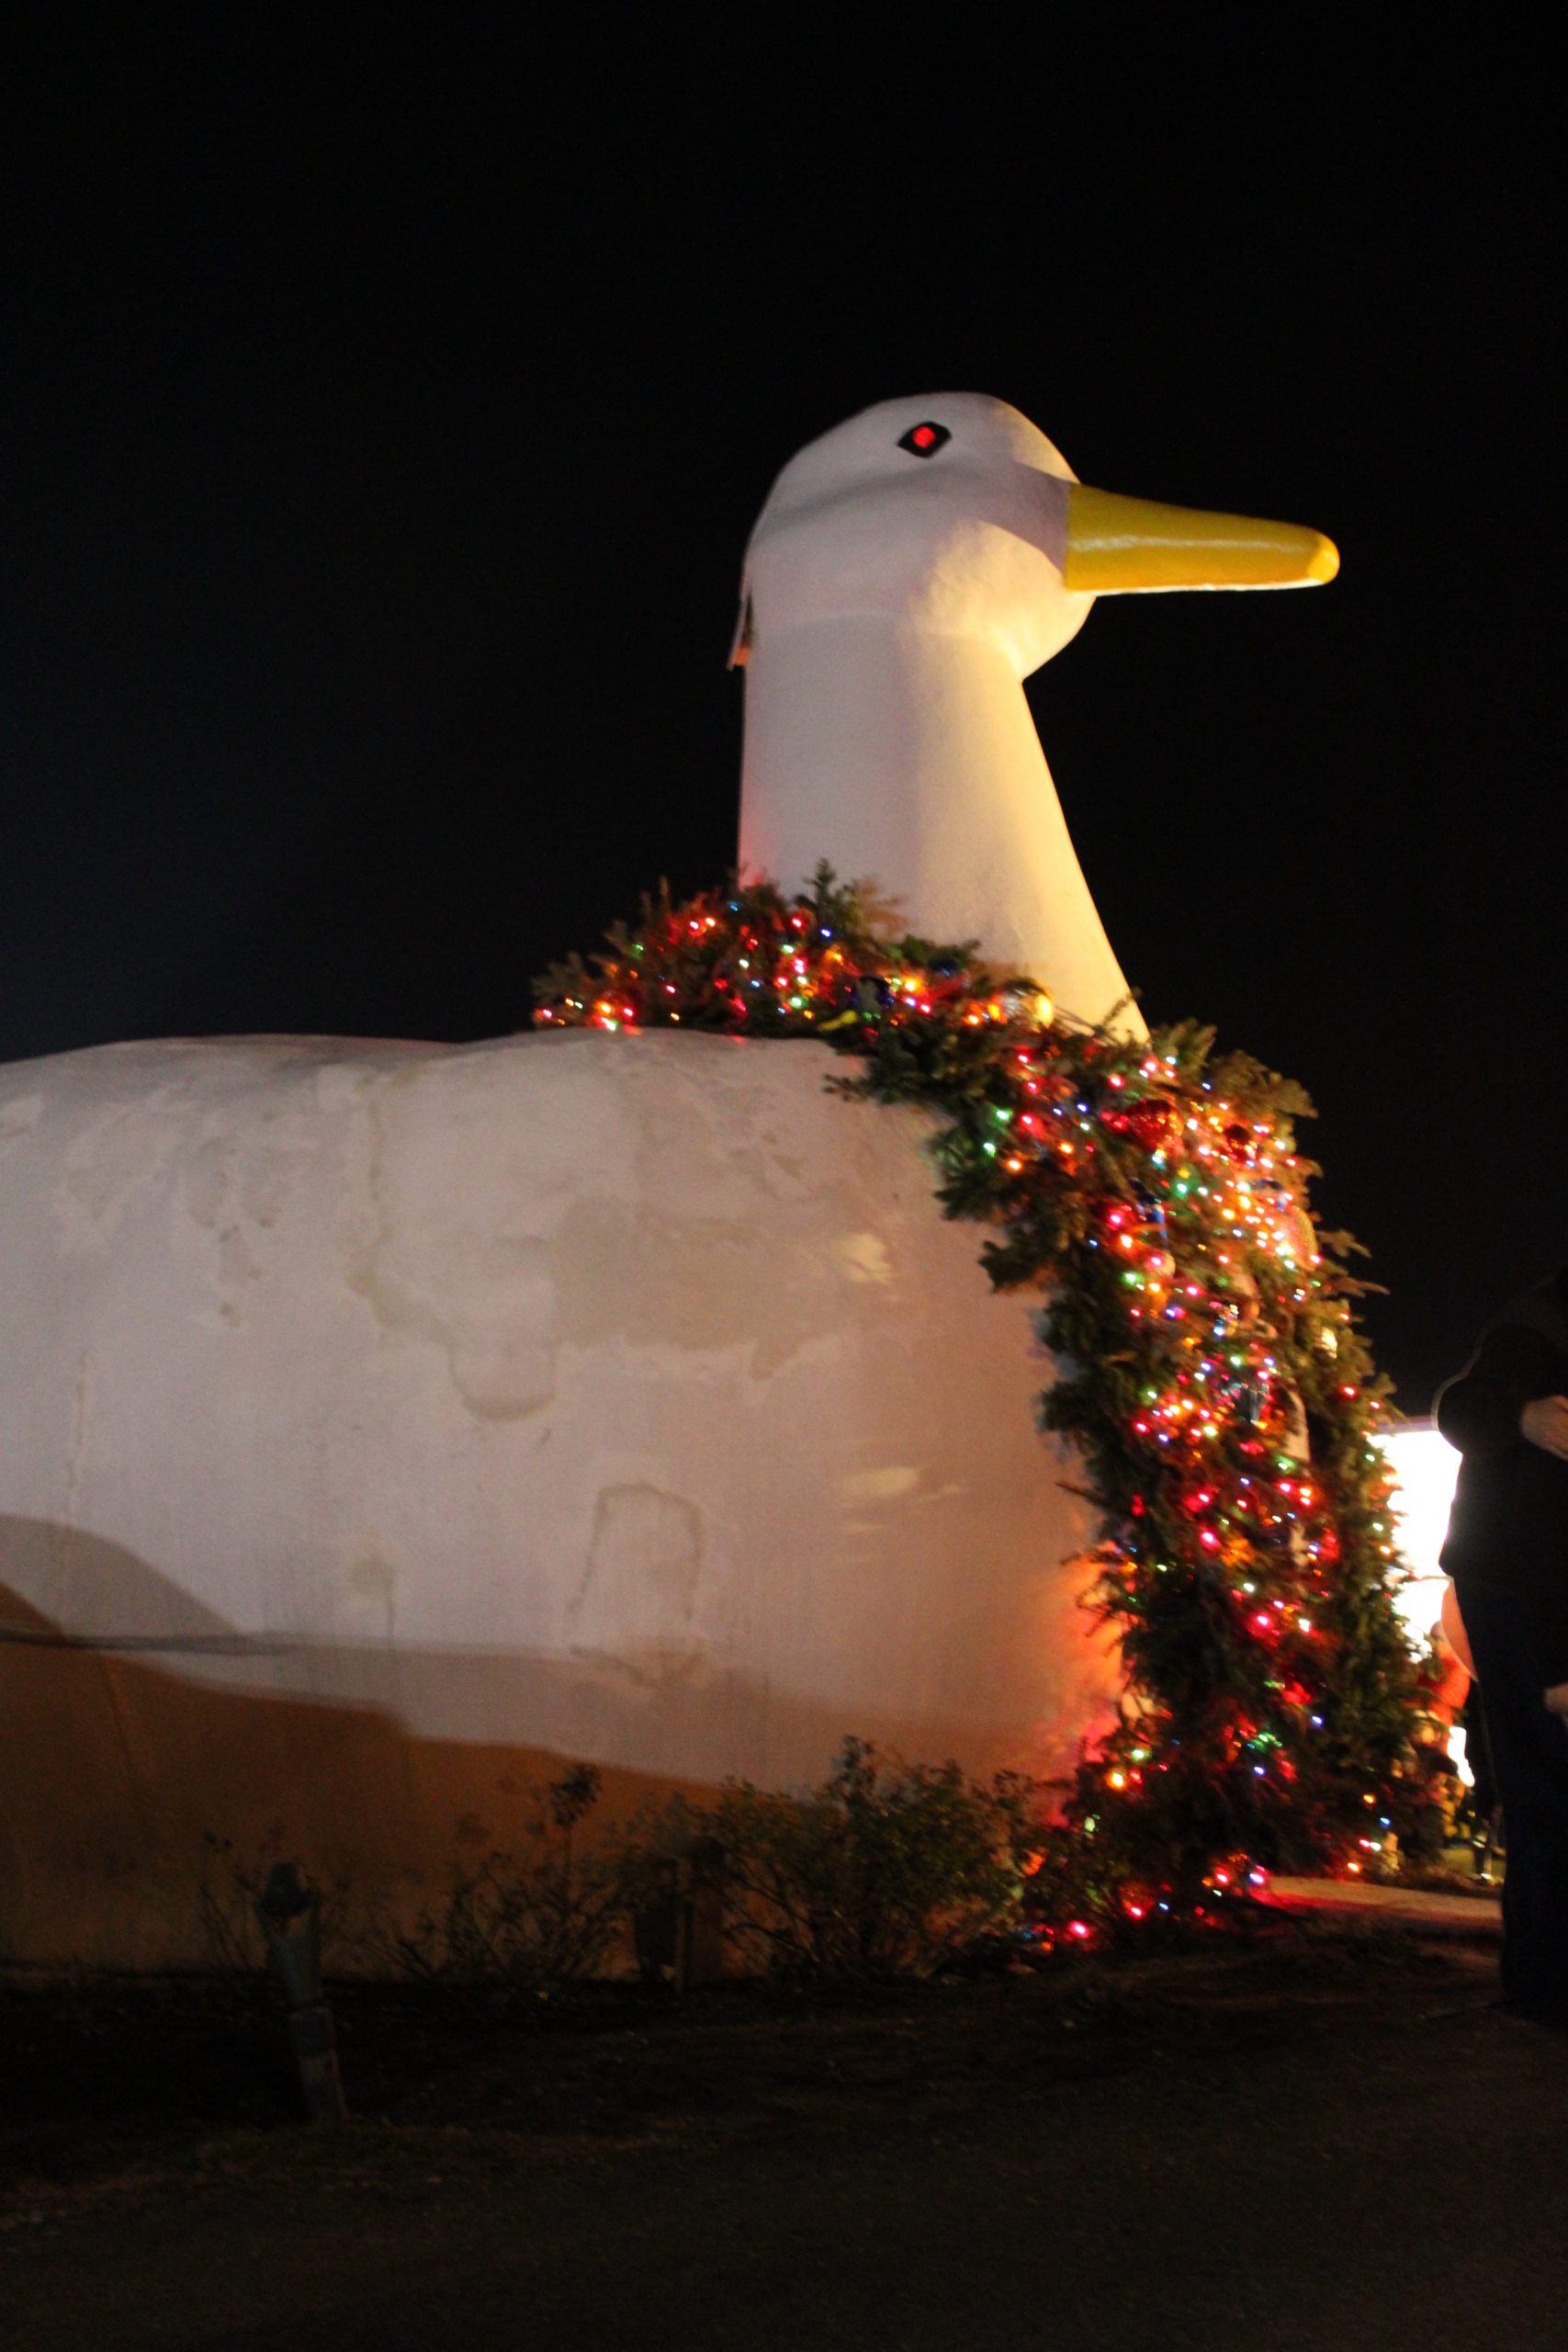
[535,868,1441,1937]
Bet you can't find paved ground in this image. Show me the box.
[1265,1871,1503,1929]
[3,1923,1564,2350]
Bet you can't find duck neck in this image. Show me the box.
[739,617,1143,1035]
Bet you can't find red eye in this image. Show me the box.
[897,421,951,458]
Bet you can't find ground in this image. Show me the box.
[3,1923,1564,2350]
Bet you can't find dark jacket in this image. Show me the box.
[1437,1269,1568,1680]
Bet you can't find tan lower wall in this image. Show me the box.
[0,1605,715,1973]
[3,1581,1080,1973]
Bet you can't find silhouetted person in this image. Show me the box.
[1438,1265,1568,2019]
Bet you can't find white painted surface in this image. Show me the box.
[737,392,1141,1032]
[0,1032,1111,1805]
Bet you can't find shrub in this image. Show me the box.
[385,1764,637,1997]
[700,1737,1040,1981]
[195,1744,1051,1995]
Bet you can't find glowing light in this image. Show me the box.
[1377,1419,1461,1648]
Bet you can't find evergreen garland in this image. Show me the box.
[535,867,1441,1934]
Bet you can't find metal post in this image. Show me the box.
[254,1862,349,2123]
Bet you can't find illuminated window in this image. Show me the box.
[897,422,951,458]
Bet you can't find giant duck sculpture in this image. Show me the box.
[0,395,1336,1964]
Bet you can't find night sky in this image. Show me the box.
[4,26,1561,1409]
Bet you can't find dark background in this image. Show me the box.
[2,21,1560,1408]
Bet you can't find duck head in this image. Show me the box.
[733,391,1337,674]
[733,393,1337,1033]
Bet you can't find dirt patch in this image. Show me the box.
[2,1925,1562,2351]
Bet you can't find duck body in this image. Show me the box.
[0,1029,1107,1966]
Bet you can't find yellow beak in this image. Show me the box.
[1063,483,1339,594]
